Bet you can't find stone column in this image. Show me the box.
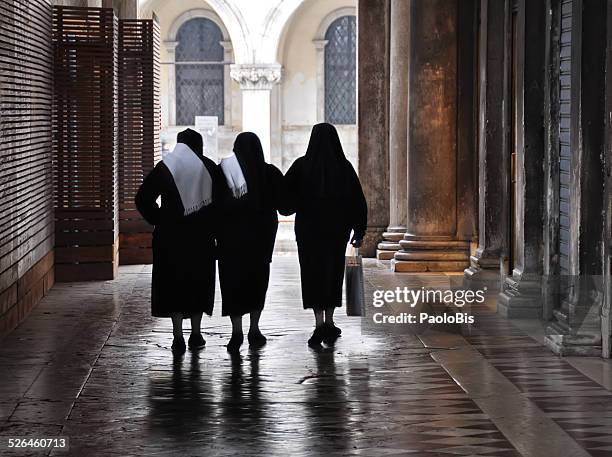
[313,39,328,123]
[545,0,607,356]
[164,41,178,127]
[498,0,547,318]
[220,41,233,127]
[357,0,390,257]
[393,0,470,272]
[464,0,507,281]
[377,0,409,260]
[603,0,612,358]
[269,84,283,169]
[230,64,282,162]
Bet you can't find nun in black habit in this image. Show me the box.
[280,123,367,347]
[135,128,227,355]
[218,132,283,351]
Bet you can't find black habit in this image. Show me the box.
[135,129,227,318]
[218,132,283,317]
[280,123,367,310]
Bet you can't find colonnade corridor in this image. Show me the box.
[0,252,611,456]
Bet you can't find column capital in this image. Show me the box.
[230,63,282,90]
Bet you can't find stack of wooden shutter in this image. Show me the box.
[0,0,54,337]
[52,6,119,281]
[118,17,161,265]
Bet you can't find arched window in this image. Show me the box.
[175,18,224,126]
[324,15,356,125]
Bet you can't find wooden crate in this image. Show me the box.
[118,18,160,265]
[0,0,55,337]
[52,6,119,281]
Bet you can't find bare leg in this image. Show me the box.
[171,313,183,339]
[188,313,205,349]
[308,309,326,347]
[248,310,266,348]
[227,315,244,352]
[170,313,186,354]
[230,315,243,335]
[325,307,341,338]
[249,310,262,335]
[314,309,324,327]
[190,313,202,335]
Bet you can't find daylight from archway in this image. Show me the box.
[1,1,611,456]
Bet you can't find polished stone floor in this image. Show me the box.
[1,253,612,456]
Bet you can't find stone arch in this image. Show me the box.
[162,8,235,128]
[313,6,356,40]
[168,8,230,42]
[260,0,306,63]
[275,1,358,171]
[139,0,250,63]
[171,12,227,126]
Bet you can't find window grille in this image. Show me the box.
[324,15,356,125]
[175,18,224,125]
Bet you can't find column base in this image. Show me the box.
[464,251,500,280]
[544,293,603,356]
[392,259,471,272]
[497,276,542,319]
[377,247,400,260]
[544,322,602,356]
[393,237,470,272]
[362,226,386,258]
[376,227,405,260]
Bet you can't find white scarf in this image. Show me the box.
[220,153,248,198]
[163,142,213,215]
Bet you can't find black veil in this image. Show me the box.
[233,132,266,210]
[177,128,203,155]
[301,123,351,198]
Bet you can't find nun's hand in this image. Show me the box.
[350,236,363,248]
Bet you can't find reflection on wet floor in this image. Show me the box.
[0,256,611,456]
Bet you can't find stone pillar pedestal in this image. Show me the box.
[377,0,408,261]
[498,275,543,318]
[395,238,470,272]
[377,228,404,260]
[545,278,604,356]
[230,64,282,161]
[465,252,501,281]
[392,0,470,273]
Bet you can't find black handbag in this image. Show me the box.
[345,247,365,316]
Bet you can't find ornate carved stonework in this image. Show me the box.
[230,64,282,90]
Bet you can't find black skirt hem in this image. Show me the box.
[221,305,265,317]
[152,309,214,318]
[303,303,342,310]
